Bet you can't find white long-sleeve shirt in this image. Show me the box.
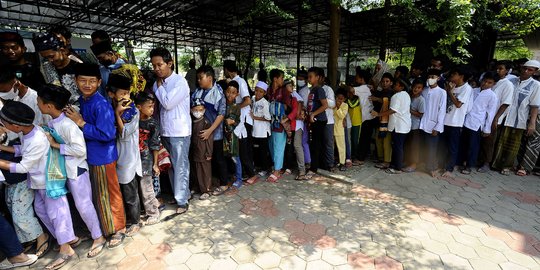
[233,75,254,126]
[10,126,49,189]
[153,73,192,137]
[116,111,143,184]
[420,86,447,134]
[354,85,374,122]
[504,77,540,129]
[464,88,498,134]
[492,77,514,125]
[444,83,473,127]
[323,85,335,124]
[48,113,88,180]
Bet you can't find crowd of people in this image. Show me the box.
[0,26,539,270]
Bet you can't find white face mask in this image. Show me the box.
[0,81,18,100]
[427,78,438,87]
[297,80,306,88]
[192,111,204,119]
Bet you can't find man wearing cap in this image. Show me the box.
[33,33,83,106]
[493,59,540,176]
[191,65,229,195]
[0,32,45,90]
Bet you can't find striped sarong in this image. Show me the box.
[517,116,540,172]
[492,126,525,170]
[89,162,126,236]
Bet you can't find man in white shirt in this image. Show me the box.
[151,48,191,215]
[440,65,473,178]
[493,60,540,175]
[224,60,256,180]
[420,69,447,177]
[460,72,498,174]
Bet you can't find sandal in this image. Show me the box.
[305,171,315,179]
[375,163,390,169]
[295,174,307,181]
[266,173,280,183]
[45,252,74,270]
[477,165,490,173]
[0,254,38,269]
[283,169,292,175]
[108,232,125,249]
[403,167,416,173]
[145,216,160,226]
[87,241,107,258]
[500,169,511,176]
[246,176,259,185]
[36,234,51,258]
[212,187,225,196]
[516,169,527,176]
[385,168,402,174]
[125,224,141,237]
[199,192,211,200]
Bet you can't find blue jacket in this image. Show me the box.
[80,92,118,165]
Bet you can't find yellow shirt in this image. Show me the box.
[347,98,362,126]
[333,103,349,136]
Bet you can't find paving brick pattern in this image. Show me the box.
[19,163,540,269]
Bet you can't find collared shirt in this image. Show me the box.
[298,86,310,105]
[233,75,254,126]
[322,85,335,124]
[48,113,88,180]
[116,111,142,184]
[492,77,514,125]
[444,82,473,127]
[420,86,447,133]
[388,91,412,134]
[464,88,498,134]
[153,72,192,137]
[251,96,271,138]
[504,77,540,129]
[10,126,49,189]
[80,92,118,166]
[192,83,226,140]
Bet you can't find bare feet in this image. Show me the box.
[430,170,438,178]
[441,171,454,178]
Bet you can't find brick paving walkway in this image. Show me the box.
[24,163,540,269]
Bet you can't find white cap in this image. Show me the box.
[255,81,268,91]
[524,60,540,69]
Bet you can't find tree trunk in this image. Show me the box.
[378,0,391,61]
[327,2,341,90]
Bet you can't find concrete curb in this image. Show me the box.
[316,169,355,186]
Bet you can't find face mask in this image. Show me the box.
[192,111,204,119]
[427,78,438,86]
[0,81,18,100]
[297,80,306,88]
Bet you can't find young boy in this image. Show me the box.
[107,73,142,237]
[334,88,349,171]
[347,85,362,164]
[134,92,161,225]
[297,69,311,168]
[440,66,474,178]
[371,79,411,174]
[283,80,305,179]
[190,98,214,200]
[0,101,77,269]
[372,73,394,169]
[306,67,329,178]
[251,81,272,180]
[224,81,243,190]
[460,72,498,174]
[37,84,107,258]
[420,69,447,177]
[65,63,126,249]
[355,70,375,164]
[404,79,425,172]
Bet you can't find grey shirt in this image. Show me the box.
[411,95,425,130]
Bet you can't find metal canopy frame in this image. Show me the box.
[0,0,417,55]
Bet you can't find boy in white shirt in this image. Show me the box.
[459,72,498,174]
[107,73,143,237]
[478,60,514,172]
[440,65,473,178]
[420,69,447,177]
[0,101,77,269]
[355,70,375,164]
[371,79,411,174]
[250,81,272,181]
[37,84,106,258]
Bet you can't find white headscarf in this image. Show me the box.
[372,59,389,91]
